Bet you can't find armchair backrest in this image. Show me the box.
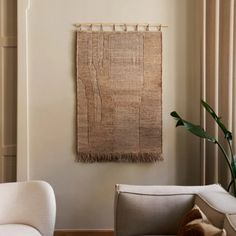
[0,181,56,236]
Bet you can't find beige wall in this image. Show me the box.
[18,0,201,229]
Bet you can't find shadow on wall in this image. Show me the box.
[70,30,77,157]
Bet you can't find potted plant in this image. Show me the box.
[171,100,236,196]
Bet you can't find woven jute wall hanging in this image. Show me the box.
[76,23,163,162]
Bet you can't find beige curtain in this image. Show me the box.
[201,0,236,188]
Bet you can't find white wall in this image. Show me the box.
[18,0,201,229]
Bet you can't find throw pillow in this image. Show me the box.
[181,219,226,236]
[177,205,226,236]
[178,205,208,235]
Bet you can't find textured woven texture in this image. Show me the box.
[76,31,162,162]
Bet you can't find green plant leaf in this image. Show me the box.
[176,120,184,127]
[227,179,234,191]
[170,111,216,143]
[232,161,236,177]
[170,111,181,119]
[201,100,232,140]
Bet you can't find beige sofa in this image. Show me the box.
[114,184,236,236]
[0,181,56,236]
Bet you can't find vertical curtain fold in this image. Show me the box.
[205,0,219,184]
[218,0,234,187]
[234,2,236,154]
[201,0,235,188]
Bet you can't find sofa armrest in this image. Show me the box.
[114,184,221,236]
[195,187,236,228]
[0,181,56,236]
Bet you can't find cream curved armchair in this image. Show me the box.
[0,181,56,236]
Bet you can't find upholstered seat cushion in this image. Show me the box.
[0,224,42,236]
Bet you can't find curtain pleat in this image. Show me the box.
[201,0,235,188]
[205,0,219,184]
[218,0,234,187]
[233,2,236,154]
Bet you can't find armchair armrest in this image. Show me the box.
[0,181,56,236]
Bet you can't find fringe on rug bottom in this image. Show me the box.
[75,152,163,163]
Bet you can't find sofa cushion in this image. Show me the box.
[223,214,236,236]
[0,224,41,236]
[195,187,236,228]
[116,193,194,236]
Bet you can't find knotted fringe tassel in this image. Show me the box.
[76,152,163,163]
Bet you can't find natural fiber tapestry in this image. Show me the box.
[76,31,162,162]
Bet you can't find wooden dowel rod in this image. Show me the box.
[74,23,168,28]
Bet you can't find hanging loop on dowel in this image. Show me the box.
[74,23,168,32]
